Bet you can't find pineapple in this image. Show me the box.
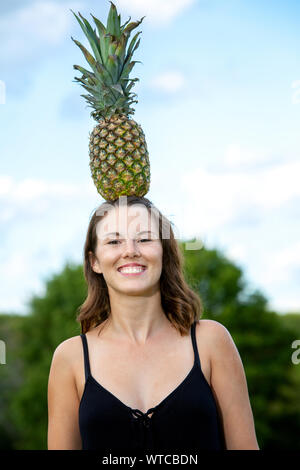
[71,2,150,201]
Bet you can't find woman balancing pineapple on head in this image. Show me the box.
[47,2,259,451]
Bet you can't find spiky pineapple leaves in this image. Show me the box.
[111,83,124,95]
[71,2,145,120]
[71,36,97,70]
[72,11,103,64]
[106,1,119,37]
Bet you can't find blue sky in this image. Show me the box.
[0,0,299,315]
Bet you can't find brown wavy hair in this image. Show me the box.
[76,196,203,335]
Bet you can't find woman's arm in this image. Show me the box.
[47,338,82,450]
[206,320,260,450]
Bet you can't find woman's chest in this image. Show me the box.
[76,329,211,413]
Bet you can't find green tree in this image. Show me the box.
[0,314,25,449]
[181,241,300,449]
[8,261,85,449]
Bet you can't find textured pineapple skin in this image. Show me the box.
[89,114,150,201]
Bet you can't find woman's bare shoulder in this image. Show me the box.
[196,318,230,337]
[195,319,232,357]
[51,335,83,369]
[196,319,240,367]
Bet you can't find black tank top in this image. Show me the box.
[79,321,225,451]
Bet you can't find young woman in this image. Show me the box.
[47,196,259,451]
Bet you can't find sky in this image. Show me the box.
[0,0,300,315]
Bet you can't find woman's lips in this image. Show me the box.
[117,267,147,277]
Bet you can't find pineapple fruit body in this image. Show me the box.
[89,114,150,201]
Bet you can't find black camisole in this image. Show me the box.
[79,321,225,451]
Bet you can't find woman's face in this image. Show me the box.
[90,204,163,296]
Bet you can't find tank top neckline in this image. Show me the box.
[80,320,201,417]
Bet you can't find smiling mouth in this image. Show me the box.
[117,266,147,276]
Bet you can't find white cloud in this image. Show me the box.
[1,252,29,279]
[117,0,196,24]
[0,1,82,63]
[224,143,276,168]
[0,175,99,314]
[0,175,94,201]
[269,296,300,313]
[0,176,12,196]
[179,157,300,232]
[225,243,248,265]
[260,241,300,285]
[178,153,300,313]
[0,175,96,223]
[150,71,185,93]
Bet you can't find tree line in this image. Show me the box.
[0,242,300,449]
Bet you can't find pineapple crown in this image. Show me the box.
[71,1,145,121]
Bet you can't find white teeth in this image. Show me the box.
[119,267,145,274]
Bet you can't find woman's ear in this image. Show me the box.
[88,251,102,274]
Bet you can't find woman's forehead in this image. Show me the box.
[96,204,159,238]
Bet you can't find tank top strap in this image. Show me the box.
[191,320,201,369]
[80,334,91,381]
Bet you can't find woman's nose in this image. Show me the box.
[122,239,141,255]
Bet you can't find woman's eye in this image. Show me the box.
[107,238,151,245]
